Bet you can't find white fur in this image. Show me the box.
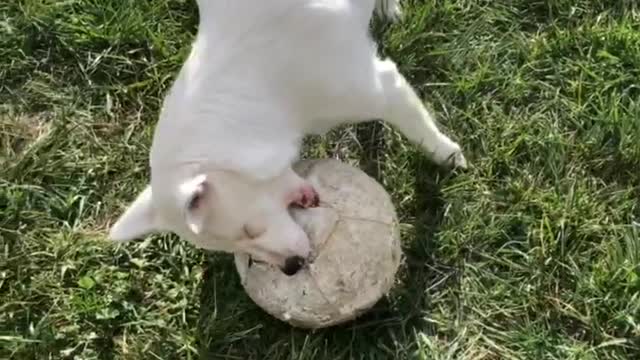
[109,0,466,269]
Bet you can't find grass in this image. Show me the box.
[1,0,639,359]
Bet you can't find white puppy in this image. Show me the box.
[109,0,466,275]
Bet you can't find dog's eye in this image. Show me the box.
[243,224,264,239]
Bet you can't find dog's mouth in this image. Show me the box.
[247,256,261,268]
[247,256,309,276]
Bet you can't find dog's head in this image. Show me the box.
[108,170,311,275]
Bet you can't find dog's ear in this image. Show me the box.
[109,185,162,242]
[180,174,212,235]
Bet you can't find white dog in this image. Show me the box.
[109,0,466,275]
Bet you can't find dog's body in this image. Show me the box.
[109,0,466,274]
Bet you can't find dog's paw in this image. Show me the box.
[433,140,468,170]
[446,149,468,170]
[287,183,320,208]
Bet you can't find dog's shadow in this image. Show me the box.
[197,121,461,359]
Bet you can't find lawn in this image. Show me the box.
[1,0,639,359]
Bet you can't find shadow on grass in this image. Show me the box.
[196,123,461,360]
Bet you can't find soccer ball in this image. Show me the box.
[234,159,402,329]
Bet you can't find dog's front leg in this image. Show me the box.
[319,57,467,168]
[373,59,467,169]
[321,57,467,169]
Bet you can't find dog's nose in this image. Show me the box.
[281,256,305,276]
